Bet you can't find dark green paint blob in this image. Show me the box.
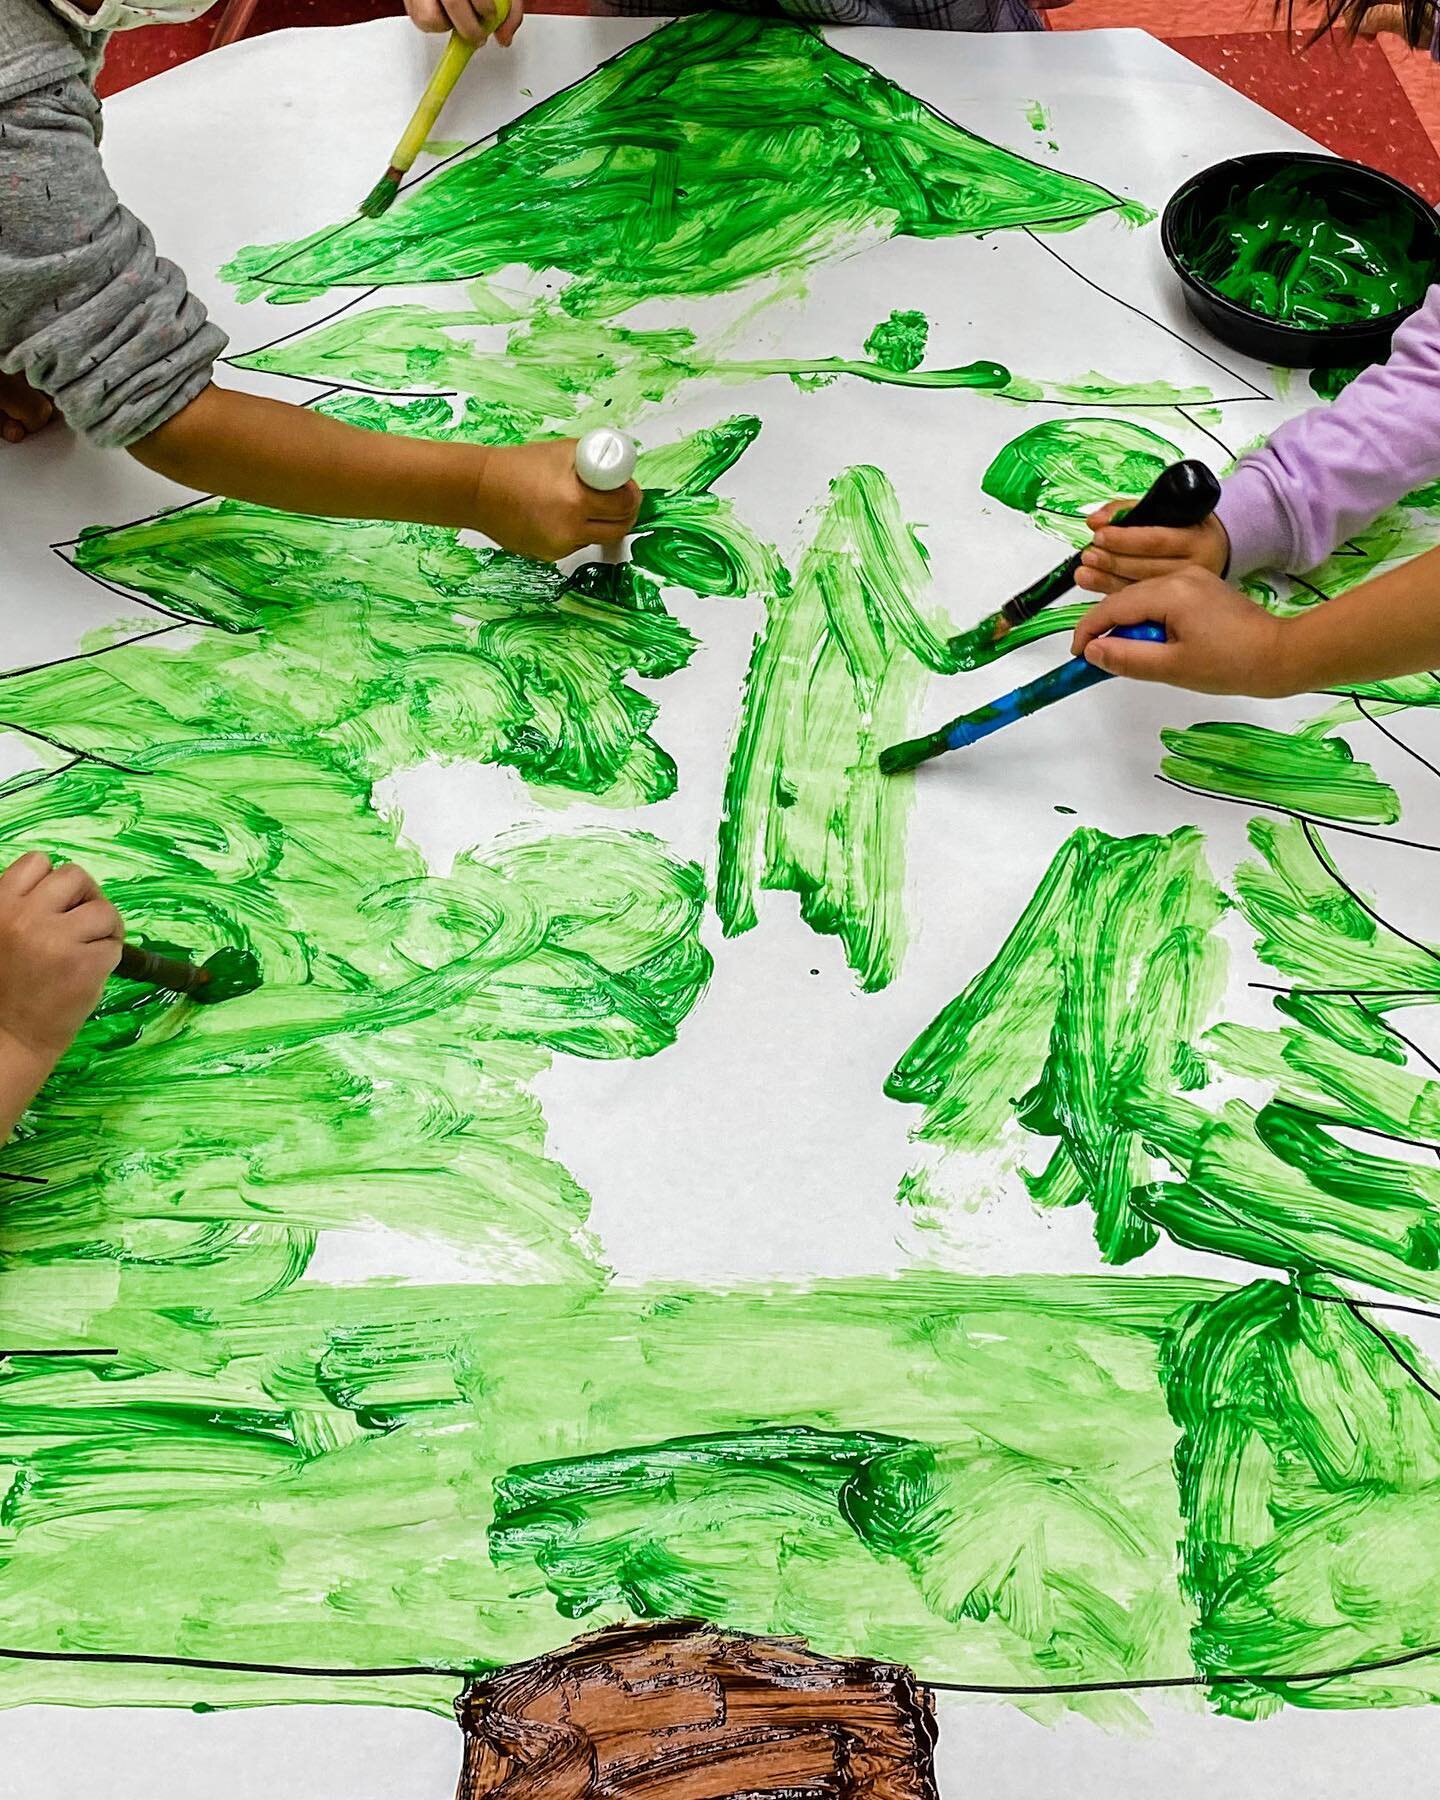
[864,310,930,374]
[1160,720,1401,825]
[1177,167,1431,328]
[888,826,1228,1262]
[718,465,954,992]
[1309,364,1363,401]
[223,16,1131,314]
[194,946,264,1004]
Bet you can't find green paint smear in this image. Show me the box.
[0,1271,1208,1716]
[982,416,1183,546]
[1176,167,1430,328]
[1309,364,1364,401]
[1159,721,1401,825]
[864,309,930,374]
[223,16,1129,314]
[717,465,954,992]
[1024,100,1050,133]
[231,300,1016,434]
[1162,1280,1440,1714]
[888,826,1228,1262]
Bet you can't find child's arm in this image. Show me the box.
[132,388,635,561]
[0,854,122,1147]
[1075,285,1440,593]
[1070,546,1440,697]
[0,70,635,558]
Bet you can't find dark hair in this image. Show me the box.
[1301,0,1435,49]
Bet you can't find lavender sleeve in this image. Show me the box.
[1215,283,1440,579]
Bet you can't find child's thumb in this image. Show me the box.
[1084,634,1172,683]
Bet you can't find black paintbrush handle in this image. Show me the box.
[1000,459,1221,629]
[115,943,212,995]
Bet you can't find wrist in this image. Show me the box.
[0,1022,62,1089]
[1268,609,1329,698]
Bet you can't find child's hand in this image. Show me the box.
[403,0,523,47]
[1072,568,1297,697]
[0,373,57,446]
[0,854,123,1068]
[1075,498,1230,596]
[472,439,642,562]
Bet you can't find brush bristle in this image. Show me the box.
[879,737,933,775]
[358,173,401,219]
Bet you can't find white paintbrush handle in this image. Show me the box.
[575,429,638,565]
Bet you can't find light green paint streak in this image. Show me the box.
[888,826,1228,1262]
[223,16,1131,314]
[717,465,952,992]
[1160,721,1401,825]
[982,416,1184,547]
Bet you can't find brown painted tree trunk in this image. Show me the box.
[455,1620,938,1800]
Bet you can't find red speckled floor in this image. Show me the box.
[97,0,1440,203]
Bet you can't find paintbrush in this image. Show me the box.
[359,0,511,220]
[948,460,1220,670]
[880,623,1165,775]
[115,942,263,1006]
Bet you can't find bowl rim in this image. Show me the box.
[1159,149,1440,347]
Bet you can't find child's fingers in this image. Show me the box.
[37,862,101,914]
[1089,524,1201,558]
[584,480,641,524]
[1073,565,1128,597]
[68,898,124,947]
[1080,547,1187,584]
[494,0,522,43]
[1081,635,1175,682]
[0,852,53,897]
[441,0,492,43]
[405,0,449,27]
[1084,498,1134,530]
[1070,586,1160,654]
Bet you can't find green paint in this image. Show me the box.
[1024,100,1050,133]
[888,826,1228,1262]
[224,16,1130,314]
[1162,1280,1440,1713]
[232,299,1015,432]
[864,310,930,374]
[1176,167,1431,328]
[717,465,953,992]
[421,137,467,158]
[1159,721,1401,825]
[0,1271,1206,1713]
[983,417,1183,543]
[1309,364,1363,401]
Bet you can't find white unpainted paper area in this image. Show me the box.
[2,17,1438,1797]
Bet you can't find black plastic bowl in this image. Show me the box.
[1161,151,1440,368]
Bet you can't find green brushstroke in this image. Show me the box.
[864,310,930,374]
[232,301,1015,430]
[888,826,1228,1261]
[1160,721,1401,825]
[1176,167,1429,327]
[1310,364,1363,401]
[982,417,1183,546]
[1162,1280,1440,1714]
[223,15,1130,313]
[1024,100,1050,133]
[717,464,952,991]
[0,1272,1205,1715]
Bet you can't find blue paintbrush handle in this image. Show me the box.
[941,622,1166,753]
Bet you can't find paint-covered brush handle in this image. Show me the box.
[115,943,213,996]
[999,459,1220,630]
[881,623,1165,773]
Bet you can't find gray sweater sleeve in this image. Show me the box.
[0,75,227,449]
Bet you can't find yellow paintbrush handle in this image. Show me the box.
[390,0,510,178]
